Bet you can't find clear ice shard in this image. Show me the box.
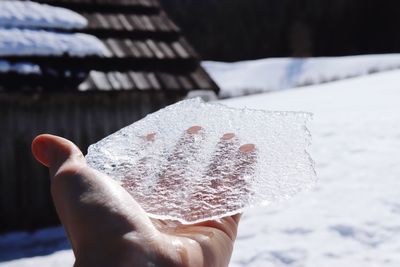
[86,98,316,224]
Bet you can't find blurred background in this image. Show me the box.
[160,0,400,60]
[1,0,399,266]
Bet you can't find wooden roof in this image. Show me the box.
[0,0,219,93]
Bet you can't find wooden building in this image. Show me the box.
[0,0,218,232]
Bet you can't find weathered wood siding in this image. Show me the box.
[0,91,185,232]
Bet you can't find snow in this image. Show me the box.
[0,1,107,58]
[0,28,110,57]
[0,1,87,30]
[2,57,400,266]
[0,60,41,74]
[0,227,71,263]
[0,250,74,267]
[203,54,400,98]
[225,69,400,267]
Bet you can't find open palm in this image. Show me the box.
[32,130,255,267]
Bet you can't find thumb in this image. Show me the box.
[31,134,156,252]
[32,134,86,178]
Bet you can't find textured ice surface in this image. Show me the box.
[86,98,316,223]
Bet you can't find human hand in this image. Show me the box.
[32,130,255,267]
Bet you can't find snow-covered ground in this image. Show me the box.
[203,54,400,98]
[0,29,110,57]
[2,57,400,266]
[0,1,87,30]
[0,227,71,265]
[226,68,400,267]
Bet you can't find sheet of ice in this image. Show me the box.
[0,28,110,57]
[0,1,87,29]
[0,60,41,74]
[203,54,400,98]
[86,98,315,223]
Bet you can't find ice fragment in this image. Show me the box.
[86,98,316,223]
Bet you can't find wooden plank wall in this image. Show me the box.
[0,91,185,232]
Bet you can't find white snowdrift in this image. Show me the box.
[203,54,400,98]
[2,67,400,267]
[0,1,87,30]
[224,70,400,267]
[0,28,110,57]
[0,60,41,74]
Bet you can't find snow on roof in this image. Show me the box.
[0,1,87,30]
[203,54,400,98]
[0,28,110,57]
[0,60,41,74]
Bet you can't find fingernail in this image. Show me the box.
[32,139,50,166]
[222,133,235,140]
[239,144,255,153]
[187,125,202,134]
[146,133,156,141]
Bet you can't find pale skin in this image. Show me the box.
[31,130,255,267]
